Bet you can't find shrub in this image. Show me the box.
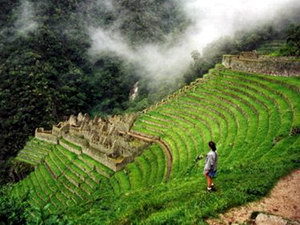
[0,185,28,225]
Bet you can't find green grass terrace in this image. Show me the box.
[11,66,300,224]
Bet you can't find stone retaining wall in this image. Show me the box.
[59,140,81,155]
[35,128,58,144]
[35,113,147,172]
[222,52,300,76]
[62,133,88,148]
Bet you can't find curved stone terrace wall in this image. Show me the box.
[222,51,300,77]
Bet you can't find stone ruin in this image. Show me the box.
[222,51,300,76]
[238,51,259,59]
[35,113,148,171]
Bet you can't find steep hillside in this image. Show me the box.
[0,0,188,166]
[11,63,300,224]
[256,40,286,55]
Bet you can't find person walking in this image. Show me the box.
[203,141,218,192]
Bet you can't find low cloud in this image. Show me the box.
[15,0,38,36]
[87,0,300,83]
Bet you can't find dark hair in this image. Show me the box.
[208,141,216,151]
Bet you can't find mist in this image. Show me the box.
[15,0,38,35]
[87,0,300,85]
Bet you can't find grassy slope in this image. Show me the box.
[12,67,300,224]
[92,67,300,225]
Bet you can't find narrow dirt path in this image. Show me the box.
[126,131,173,181]
[207,169,300,224]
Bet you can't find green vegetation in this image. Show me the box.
[0,0,187,175]
[101,68,300,224]
[89,54,139,116]
[184,23,300,84]
[1,0,300,223]
[11,138,115,217]
[273,24,300,56]
[0,183,71,225]
[89,0,188,45]
[9,65,300,224]
[256,40,286,55]
[60,138,82,151]
[0,0,298,181]
[15,138,54,166]
[67,67,299,224]
[0,185,28,225]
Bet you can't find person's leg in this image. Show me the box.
[205,174,212,189]
[211,178,214,187]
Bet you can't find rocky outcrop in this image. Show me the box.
[255,213,300,225]
[36,113,148,171]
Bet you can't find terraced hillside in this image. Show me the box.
[132,66,300,177]
[12,138,116,215]
[12,66,300,224]
[256,40,286,54]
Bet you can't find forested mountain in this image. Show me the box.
[0,0,300,224]
[0,0,188,170]
[0,0,299,183]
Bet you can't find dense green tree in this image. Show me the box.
[278,24,300,56]
[0,27,93,161]
[89,54,139,116]
[0,185,28,225]
[113,0,188,45]
[0,0,19,29]
[82,0,188,45]
[0,0,188,166]
[0,0,298,184]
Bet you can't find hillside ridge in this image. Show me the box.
[11,55,300,224]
